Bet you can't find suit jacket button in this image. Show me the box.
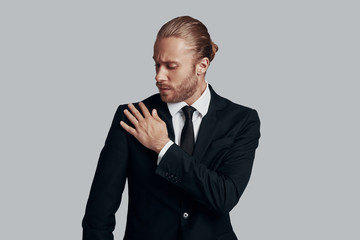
[183,212,189,219]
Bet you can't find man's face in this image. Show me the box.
[153,37,203,104]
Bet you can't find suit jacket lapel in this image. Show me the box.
[193,110,217,162]
[193,86,226,162]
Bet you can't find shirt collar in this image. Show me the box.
[167,82,211,117]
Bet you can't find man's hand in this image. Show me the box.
[120,102,170,154]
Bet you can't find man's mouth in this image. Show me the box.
[159,87,170,90]
[157,84,172,92]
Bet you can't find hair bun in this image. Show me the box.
[210,42,219,61]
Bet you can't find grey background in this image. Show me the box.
[1,0,359,239]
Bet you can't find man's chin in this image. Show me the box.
[160,94,178,103]
[160,94,172,103]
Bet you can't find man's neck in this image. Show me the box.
[184,80,207,105]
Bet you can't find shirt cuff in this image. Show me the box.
[157,140,174,165]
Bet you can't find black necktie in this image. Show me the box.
[180,106,196,155]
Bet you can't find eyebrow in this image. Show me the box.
[152,57,179,65]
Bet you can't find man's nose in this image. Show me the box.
[155,67,167,82]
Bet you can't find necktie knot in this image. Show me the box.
[182,106,196,120]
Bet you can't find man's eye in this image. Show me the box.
[167,65,177,70]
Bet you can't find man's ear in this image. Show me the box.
[196,57,210,75]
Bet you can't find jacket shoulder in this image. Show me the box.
[114,93,163,112]
[210,87,258,116]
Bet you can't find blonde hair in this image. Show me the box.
[157,16,218,62]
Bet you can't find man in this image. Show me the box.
[82,16,260,240]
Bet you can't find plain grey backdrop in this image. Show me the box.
[1,0,359,239]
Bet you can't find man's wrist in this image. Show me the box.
[157,140,174,165]
[154,138,171,154]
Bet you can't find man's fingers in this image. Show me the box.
[152,109,160,120]
[153,109,165,123]
[139,102,151,118]
[120,121,137,136]
[123,109,139,126]
[128,103,144,121]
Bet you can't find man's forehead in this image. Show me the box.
[153,37,193,62]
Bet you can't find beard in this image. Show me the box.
[157,72,199,103]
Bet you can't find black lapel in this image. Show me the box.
[193,85,226,162]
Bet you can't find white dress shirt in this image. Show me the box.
[158,83,211,164]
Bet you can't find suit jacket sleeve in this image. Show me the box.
[155,108,260,214]
[82,105,129,240]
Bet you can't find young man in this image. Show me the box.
[83,16,260,240]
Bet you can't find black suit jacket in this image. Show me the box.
[82,86,260,240]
